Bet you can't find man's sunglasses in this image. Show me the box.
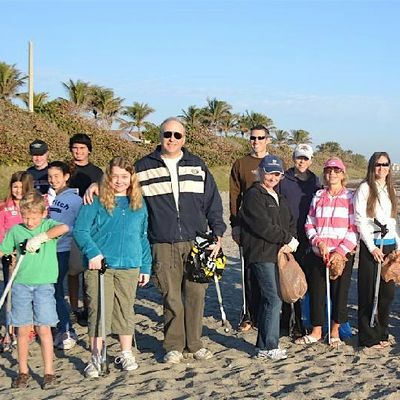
[324,167,343,174]
[250,136,266,141]
[375,162,390,167]
[163,131,184,140]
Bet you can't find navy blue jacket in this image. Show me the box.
[135,146,226,244]
[277,167,321,247]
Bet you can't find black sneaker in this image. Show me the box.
[76,309,88,327]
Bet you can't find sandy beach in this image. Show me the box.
[1,191,400,400]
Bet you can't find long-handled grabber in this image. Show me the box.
[0,243,27,311]
[214,274,229,333]
[238,246,247,328]
[370,219,389,328]
[1,255,16,352]
[99,259,109,375]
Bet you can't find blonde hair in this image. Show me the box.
[99,156,142,213]
[20,192,46,213]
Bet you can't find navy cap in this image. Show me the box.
[29,139,48,156]
[259,155,284,174]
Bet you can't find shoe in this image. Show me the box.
[11,373,30,388]
[193,348,213,360]
[237,320,252,333]
[163,350,183,364]
[294,334,321,345]
[41,374,56,390]
[76,309,88,327]
[57,331,77,350]
[84,355,102,378]
[257,348,288,361]
[115,351,138,371]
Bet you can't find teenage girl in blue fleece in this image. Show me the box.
[73,156,152,378]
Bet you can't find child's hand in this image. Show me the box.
[88,254,104,270]
[26,233,49,253]
[138,273,150,287]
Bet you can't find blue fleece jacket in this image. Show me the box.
[73,196,152,274]
[277,167,321,246]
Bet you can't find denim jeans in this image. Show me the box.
[55,251,74,333]
[252,262,282,350]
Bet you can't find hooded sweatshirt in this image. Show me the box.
[48,187,82,252]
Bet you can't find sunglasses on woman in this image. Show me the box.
[375,162,390,167]
[324,167,343,174]
[163,131,184,140]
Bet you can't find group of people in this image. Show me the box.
[231,125,399,360]
[0,118,398,389]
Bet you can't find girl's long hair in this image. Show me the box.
[6,171,34,201]
[99,156,142,213]
[365,152,397,218]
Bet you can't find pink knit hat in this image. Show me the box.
[323,157,346,172]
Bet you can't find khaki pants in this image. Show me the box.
[85,268,139,337]
[152,242,208,353]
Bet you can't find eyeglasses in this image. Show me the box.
[250,136,266,141]
[163,131,184,140]
[324,167,343,174]
[375,162,390,167]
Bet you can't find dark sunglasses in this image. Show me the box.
[375,162,390,167]
[250,136,266,141]
[163,131,183,140]
[324,167,343,174]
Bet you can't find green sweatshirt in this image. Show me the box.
[0,219,60,285]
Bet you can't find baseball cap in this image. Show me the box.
[323,157,346,173]
[259,155,284,174]
[293,144,313,160]
[29,139,48,156]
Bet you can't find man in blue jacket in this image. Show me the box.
[135,117,226,364]
[277,144,320,337]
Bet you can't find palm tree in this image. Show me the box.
[179,105,203,131]
[61,79,91,109]
[288,129,312,146]
[219,113,238,136]
[0,62,27,101]
[316,141,343,154]
[18,91,49,111]
[89,85,124,128]
[272,129,290,146]
[245,111,275,130]
[120,102,155,138]
[202,97,232,134]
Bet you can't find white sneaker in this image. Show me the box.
[257,348,288,361]
[84,355,102,378]
[57,331,77,350]
[163,350,183,364]
[115,352,138,371]
[193,348,213,360]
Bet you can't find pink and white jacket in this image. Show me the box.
[0,198,22,243]
[305,188,358,258]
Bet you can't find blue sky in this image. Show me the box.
[2,0,400,161]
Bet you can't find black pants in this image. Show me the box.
[242,260,260,325]
[308,251,354,327]
[358,241,395,347]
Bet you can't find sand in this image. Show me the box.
[1,192,400,400]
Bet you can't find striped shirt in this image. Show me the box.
[305,187,358,257]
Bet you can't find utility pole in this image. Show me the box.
[28,41,34,112]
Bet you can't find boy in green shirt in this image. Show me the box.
[0,192,68,389]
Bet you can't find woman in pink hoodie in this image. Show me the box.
[0,171,34,287]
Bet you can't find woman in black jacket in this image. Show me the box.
[240,155,298,361]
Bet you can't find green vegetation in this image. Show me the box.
[0,57,369,198]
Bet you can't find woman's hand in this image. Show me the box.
[88,254,104,270]
[318,242,330,263]
[371,247,385,263]
[138,273,150,287]
[83,183,99,205]
[280,244,293,254]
